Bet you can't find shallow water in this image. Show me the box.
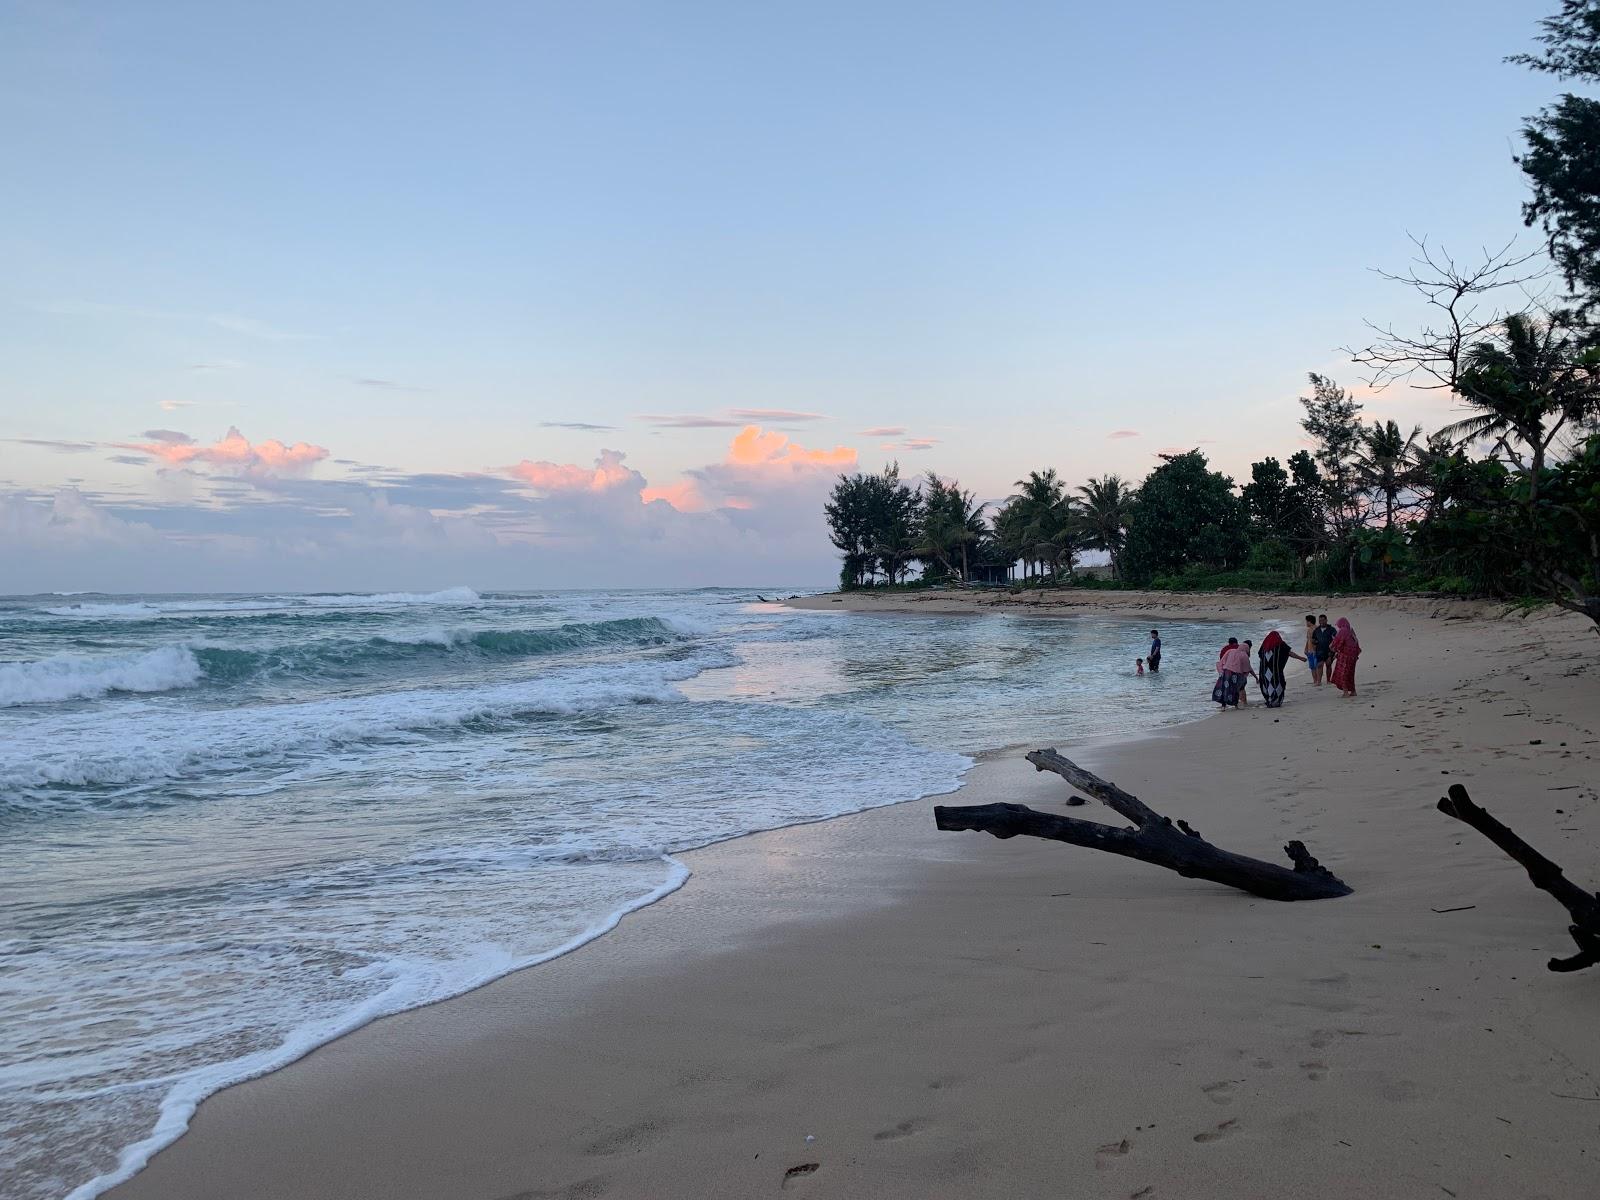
[0,587,1236,1200]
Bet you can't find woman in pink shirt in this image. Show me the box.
[1211,638,1255,709]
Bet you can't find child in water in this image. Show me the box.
[1136,657,1145,675]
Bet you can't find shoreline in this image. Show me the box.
[107,594,1600,1200]
[782,584,1535,623]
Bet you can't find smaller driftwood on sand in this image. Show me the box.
[1437,783,1600,972]
[933,748,1352,902]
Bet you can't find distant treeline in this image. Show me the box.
[826,2,1600,633]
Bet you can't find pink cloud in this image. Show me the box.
[1108,429,1139,439]
[121,426,329,476]
[509,449,641,494]
[640,479,709,511]
[879,437,939,452]
[502,428,854,520]
[860,426,905,437]
[725,426,855,469]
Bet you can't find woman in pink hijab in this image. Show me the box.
[1330,618,1361,697]
[1211,638,1255,709]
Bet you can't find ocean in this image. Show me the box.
[0,587,1234,1200]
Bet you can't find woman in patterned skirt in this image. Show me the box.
[1212,639,1253,709]
[1256,630,1305,708]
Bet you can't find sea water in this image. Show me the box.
[0,588,1237,1199]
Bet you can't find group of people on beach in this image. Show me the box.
[1213,614,1361,710]
[1135,616,1362,711]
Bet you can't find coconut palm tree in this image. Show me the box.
[1442,313,1600,503]
[1009,469,1077,580]
[1354,420,1422,529]
[1075,475,1136,579]
[919,473,987,581]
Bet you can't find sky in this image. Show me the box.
[0,0,1567,592]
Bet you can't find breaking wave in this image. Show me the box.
[0,647,204,707]
[0,617,691,707]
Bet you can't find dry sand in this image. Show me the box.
[109,591,1600,1200]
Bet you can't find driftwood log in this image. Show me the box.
[1437,783,1600,972]
[933,749,1351,902]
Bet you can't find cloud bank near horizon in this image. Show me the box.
[1,425,859,592]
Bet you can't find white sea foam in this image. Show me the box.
[293,587,482,607]
[39,590,483,619]
[59,857,694,1200]
[0,648,732,796]
[42,599,280,618]
[41,601,163,618]
[0,646,203,707]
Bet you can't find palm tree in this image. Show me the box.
[1010,469,1076,580]
[1443,313,1600,503]
[1076,475,1136,579]
[919,473,987,581]
[1354,420,1422,529]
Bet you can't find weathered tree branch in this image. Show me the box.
[932,749,1352,902]
[1437,784,1600,972]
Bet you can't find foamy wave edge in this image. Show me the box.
[39,587,483,618]
[64,749,977,1200]
[291,587,482,607]
[62,856,693,1200]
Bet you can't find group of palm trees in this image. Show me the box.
[986,469,1136,582]
[824,463,1139,588]
[912,468,1137,585]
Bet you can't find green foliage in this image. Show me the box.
[1299,374,1364,535]
[1120,451,1248,584]
[1356,419,1423,529]
[995,468,1080,581]
[823,462,922,587]
[1241,453,1324,576]
[918,473,987,581]
[1076,475,1136,579]
[1513,2,1600,311]
[1145,566,1305,592]
[1408,453,1525,595]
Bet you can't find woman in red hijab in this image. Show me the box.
[1330,618,1361,697]
[1257,630,1306,708]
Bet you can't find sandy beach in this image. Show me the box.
[108,591,1600,1200]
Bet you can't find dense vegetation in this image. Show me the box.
[823,2,1600,631]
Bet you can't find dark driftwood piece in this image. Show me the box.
[933,748,1352,902]
[1437,783,1600,972]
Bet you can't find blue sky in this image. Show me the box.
[0,1,1563,590]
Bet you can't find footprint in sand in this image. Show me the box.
[1193,1119,1239,1144]
[1095,1138,1132,1169]
[496,1178,610,1200]
[873,1118,931,1142]
[1301,1060,1328,1081]
[1200,1081,1235,1105]
[781,1163,820,1190]
[582,1120,665,1157]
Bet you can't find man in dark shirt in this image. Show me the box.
[1312,614,1336,686]
[1148,629,1161,672]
